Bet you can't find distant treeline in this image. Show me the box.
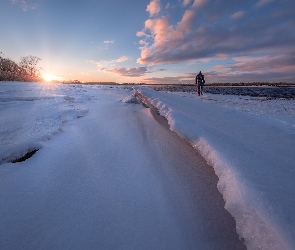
[0,52,41,82]
[174,82,295,87]
[206,82,294,87]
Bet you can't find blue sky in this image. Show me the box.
[1,0,294,83]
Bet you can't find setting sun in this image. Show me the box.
[43,74,54,82]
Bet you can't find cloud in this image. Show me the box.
[144,64,295,84]
[207,69,295,83]
[87,60,115,68]
[146,0,161,17]
[183,0,191,7]
[10,0,38,11]
[136,31,147,37]
[255,0,275,7]
[231,11,246,19]
[115,56,132,63]
[143,72,198,84]
[212,52,295,82]
[87,55,131,68]
[143,76,189,84]
[103,40,115,44]
[137,0,295,81]
[105,67,149,77]
[191,0,209,8]
[102,40,115,50]
[87,57,147,77]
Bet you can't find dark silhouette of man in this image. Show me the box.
[196,71,205,96]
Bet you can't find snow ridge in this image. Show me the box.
[135,87,294,250]
[194,138,287,250]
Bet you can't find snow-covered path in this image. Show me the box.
[0,86,245,249]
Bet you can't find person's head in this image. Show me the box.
[199,71,202,74]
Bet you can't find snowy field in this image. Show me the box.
[0,82,295,249]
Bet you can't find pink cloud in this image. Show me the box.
[175,9,197,35]
[214,65,227,70]
[214,53,295,75]
[273,65,295,73]
[106,67,149,77]
[191,0,209,8]
[145,16,172,48]
[115,56,131,63]
[256,0,275,7]
[216,53,230,59]
[231,11,246,19]
[137,9,198,64]
[183,0,191,7]
[136,0,294,84]
[136,31,147,37]
[146,0,161,17]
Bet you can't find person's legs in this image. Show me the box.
[197,85,201,96]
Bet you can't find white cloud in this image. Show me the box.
[87,55,132,69]
[103,40,115,44]
[10,0,38,11]
[102,40,115,50]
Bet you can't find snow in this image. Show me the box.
[135,87,295,250]
[0,82,87,164]
[0,82,294,249]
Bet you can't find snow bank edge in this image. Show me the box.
[134,87,290,250]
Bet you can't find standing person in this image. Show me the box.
[196,71,205,96]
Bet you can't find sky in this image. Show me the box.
[0,0,295,84]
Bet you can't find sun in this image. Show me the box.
[42,73,54,82]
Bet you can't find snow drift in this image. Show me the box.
[135,87,295,250]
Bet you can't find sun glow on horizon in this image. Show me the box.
[42,73,64,83]
[42,73,54,82]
